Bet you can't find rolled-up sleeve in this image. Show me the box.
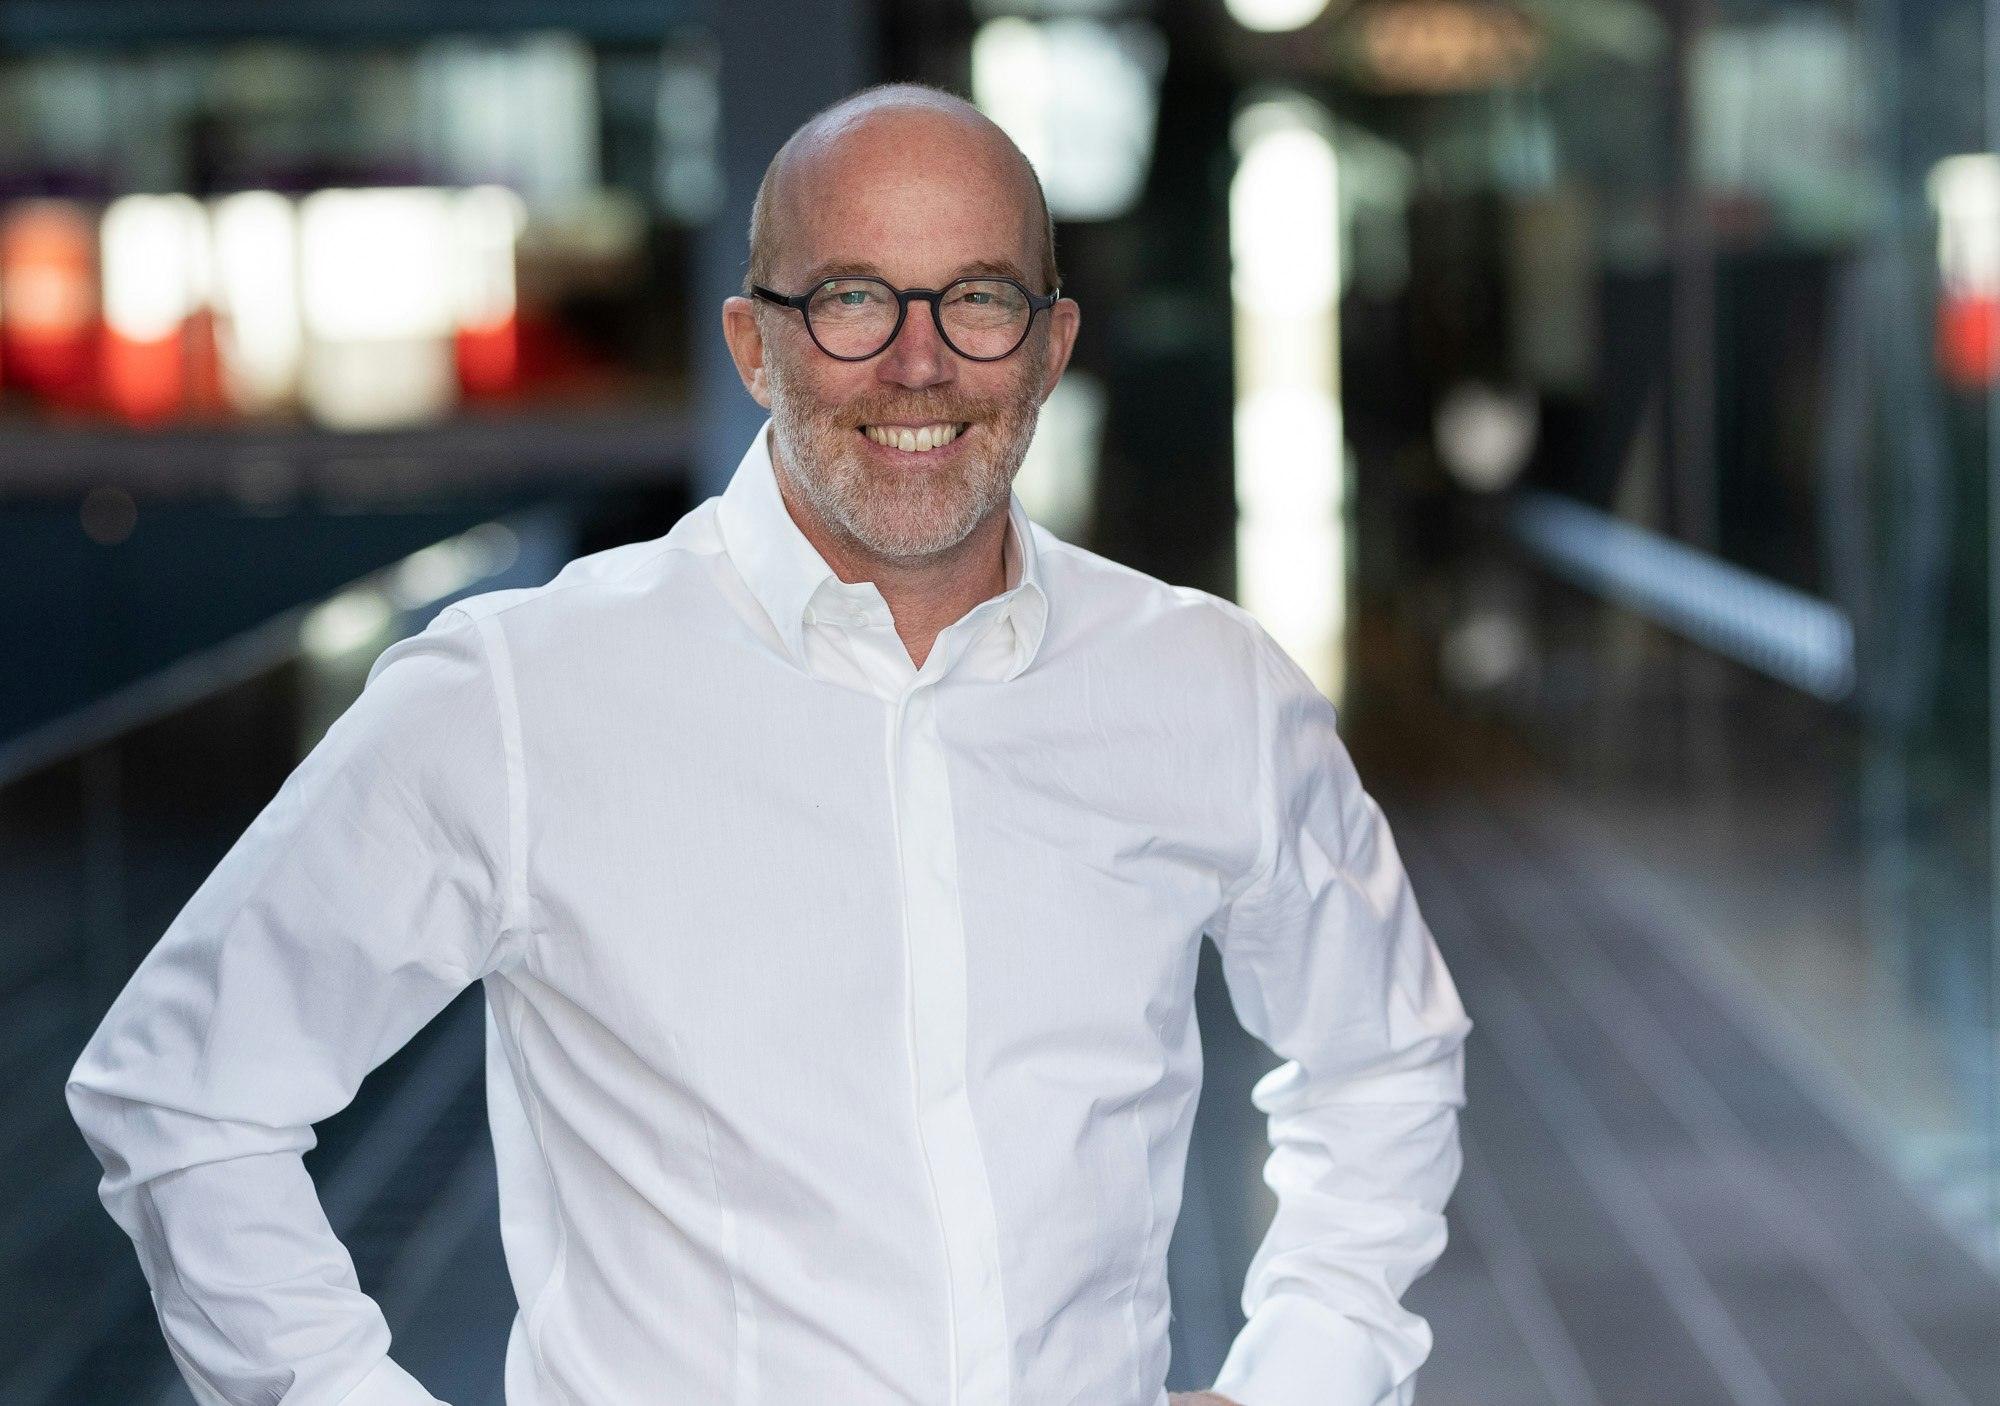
[66,605,523,1406]
[1208,629,1471,1406]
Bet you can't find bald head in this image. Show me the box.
[746,83,1059,296]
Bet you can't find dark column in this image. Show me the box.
[691,0,874,501]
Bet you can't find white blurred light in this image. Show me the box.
[1235,388,1345,688]
[451,184,526,330]
[1013,370,1107,542]
[1225,0,1331,33]
[101,194,206,341]
[1231,123,1339,316]
[972,17,1166,223]
[300,589,394,660]
[1435,381,1538,492]
[210,191,302,412]
[1929,154,2000,297]
[1231,102,1347,699]
[1441,610,1530,692]
[300,188,456,341]
[299,187,457,428]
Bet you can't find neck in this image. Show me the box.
[769,441,1011,670]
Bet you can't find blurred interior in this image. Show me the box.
[8,0,1999,1402]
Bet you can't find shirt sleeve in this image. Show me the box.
[66,605,524,1406]
[1206,627,1472,1406]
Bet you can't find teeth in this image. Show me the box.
[863,423,962,452]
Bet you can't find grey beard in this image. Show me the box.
[764,360,1042,561]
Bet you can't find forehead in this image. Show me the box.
[771,108,1041,283]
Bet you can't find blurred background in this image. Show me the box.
[8,0,2000,1401]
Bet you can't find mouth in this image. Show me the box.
[857,421,969,455]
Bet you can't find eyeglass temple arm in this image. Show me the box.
[749,285,808,309]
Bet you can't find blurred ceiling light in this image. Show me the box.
[972,17,1167,222]
[299,188,457,429]
[1013,370,1106,543]
[1359,0,1542,92]
[1435,381,1538,492]
[1227,0,1333,32]
[101,194,208,423]
[1231,98,1346,699]
[1,200,97,401]
[1928,154,2000,391]
[210,191,302,414]
[451,185,527,395]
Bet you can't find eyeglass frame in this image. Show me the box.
[749,274,1062,363]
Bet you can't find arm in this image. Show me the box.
[66,606,523,1406]
[1205,629,1472,1406]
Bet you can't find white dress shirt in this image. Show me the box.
[69,422,1470,1406]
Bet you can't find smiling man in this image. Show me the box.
[69,86,1469,1406]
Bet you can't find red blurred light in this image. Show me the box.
[2,202,99,405]
[456,320,518,396]
[1938,293,2000,391]
[101,328,183,423]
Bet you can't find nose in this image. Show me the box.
[876,295,955,390]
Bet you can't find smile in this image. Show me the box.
[859,422,966,453]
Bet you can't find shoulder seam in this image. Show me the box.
[452,605,534,972]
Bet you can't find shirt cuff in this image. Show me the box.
[1211,1295,1401,1406]
[332,1356,449,1406]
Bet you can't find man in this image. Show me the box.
[69,85,1468,1406]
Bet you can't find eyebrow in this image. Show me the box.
[791,257,1033,289]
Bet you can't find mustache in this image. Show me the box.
[833,394,1007,426]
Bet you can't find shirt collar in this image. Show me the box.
[715,420,1050,681]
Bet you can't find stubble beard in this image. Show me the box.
[764,341,1045,561]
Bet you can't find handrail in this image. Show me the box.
[1510,491,1857,702]
[0,508,561,790]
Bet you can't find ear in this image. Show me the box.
[722,296,773,408]
[1038,297,1081,403]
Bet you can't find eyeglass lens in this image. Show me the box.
[804,278,1033,359]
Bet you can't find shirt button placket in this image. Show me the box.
[891,677,1011,1406]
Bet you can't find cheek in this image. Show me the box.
[780,359,875,419]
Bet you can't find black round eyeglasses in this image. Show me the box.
[750,275,1060,363]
